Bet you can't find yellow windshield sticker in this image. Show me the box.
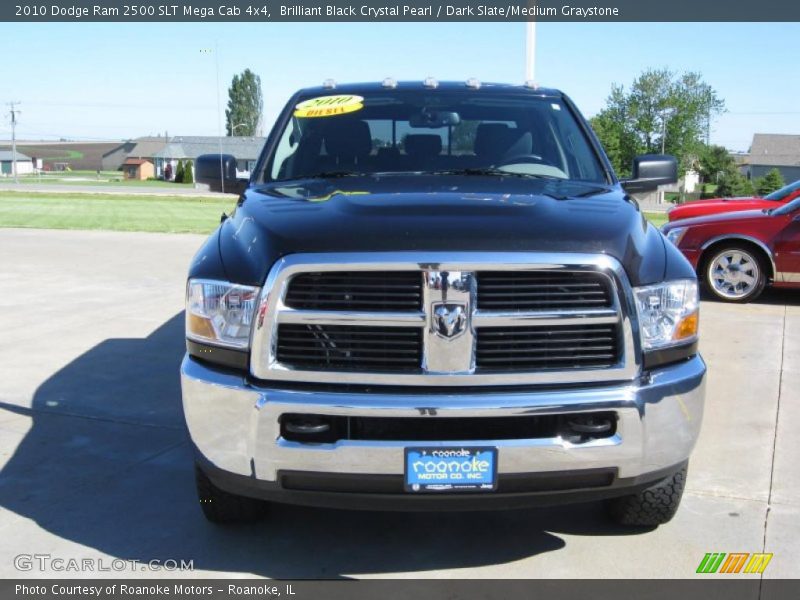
[294,95,364,118]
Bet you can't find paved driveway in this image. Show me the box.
[0,228,797,579]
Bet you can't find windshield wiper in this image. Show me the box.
[426,168,559,180]
[293,170,364,180]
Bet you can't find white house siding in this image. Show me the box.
[0,160,33,176]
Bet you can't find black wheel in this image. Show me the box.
[606,466,687,527]
[195,464,269,524]
[703,244,767,303]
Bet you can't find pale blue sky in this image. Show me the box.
[1,22,798,151]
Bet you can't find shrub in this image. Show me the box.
[715,169,754,197]
[174,160,185,183]
[183,160,194,184]
[754,168,785,196]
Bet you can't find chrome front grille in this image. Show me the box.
[475,324,619,370]
[250,252,638,386]
[476,271,613,310]
[276,324,423,371]
[285,271,423,311]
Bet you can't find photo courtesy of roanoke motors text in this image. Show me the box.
[1,0,799,598]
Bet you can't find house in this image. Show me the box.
[101,136,168,171]
[151,136,266,180]
[0,151,34,176]
[122,157,154,180]
[747,134,800,182]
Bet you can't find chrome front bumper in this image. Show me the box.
[181,355,706,488]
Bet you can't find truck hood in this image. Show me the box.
[214,175,673,287]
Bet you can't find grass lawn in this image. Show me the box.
[0,173,195,188]
[645,211,667,228]
[0,192,236,234]
[0,191,669,235]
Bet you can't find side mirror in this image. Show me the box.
[621,154,678,194]
[195,154,248,194]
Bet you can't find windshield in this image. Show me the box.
[764,179,800,201]
[263,89,608,184]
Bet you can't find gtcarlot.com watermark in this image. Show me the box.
[14,554,194,573]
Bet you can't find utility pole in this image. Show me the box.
[7,102,21,183]
[661,108,676,154]
[201,45,224,193]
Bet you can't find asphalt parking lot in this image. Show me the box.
[0,228,797,580]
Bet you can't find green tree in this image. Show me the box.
[590,69,725,177]
[225,69,263,136]
[754,168,785,195]
[716,169,753,197]
[590,88,634,177]
[174,159,185,183]
[183,159,194,184]
[697,144,735,184]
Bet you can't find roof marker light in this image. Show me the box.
[524,80,539,90]
[465,78,481,89]
[382,77,398,88]
[322,78,336,89]
[423,76,439,89]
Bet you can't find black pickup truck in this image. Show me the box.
[182,80,705,527]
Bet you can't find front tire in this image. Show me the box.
[704,245,766,303]
[606,466,687,527]
[195,464,269,524]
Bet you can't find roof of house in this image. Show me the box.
[122,158,152,166]
[0,151,32,161]
[126,137,169,159]
[749,134,800,167]
[152,136,266,160]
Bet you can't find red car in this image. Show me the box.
[667,179,800,221]
[662,196,800,302]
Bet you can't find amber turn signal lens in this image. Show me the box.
[187,313,216,340]
[674,312,699,341]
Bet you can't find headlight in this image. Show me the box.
[186,279,260,349]
[664,227,687,246]
[634,279,699,350]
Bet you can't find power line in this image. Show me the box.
[724,111,800,116]
[23,100,216,111]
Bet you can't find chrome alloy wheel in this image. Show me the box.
[708,249,760,300]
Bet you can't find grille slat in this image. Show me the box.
[477,271,612,311]
[479,337,614,345]
[278,337,420,347]
[286,272,422,311]
[276,324,422,371]
[479,299,610,307]
[479,282,606,289]
[476,324,619,370]
[479,291,608,298]
[477,346,614,355]
[478,354,616,363]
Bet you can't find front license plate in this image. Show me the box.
[404,447,497,493]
